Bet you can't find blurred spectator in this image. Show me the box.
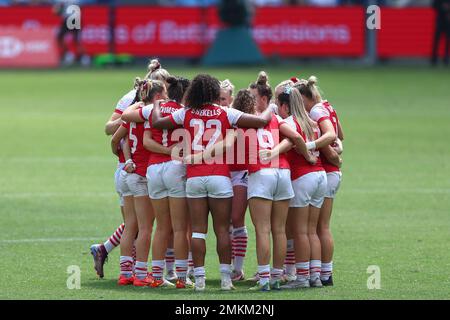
[251,0,283,5]
[173,0,218,6]
[431,0,450,65]
[53,0,90,66]
[307,0,339,5]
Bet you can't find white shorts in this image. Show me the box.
[146,160,186,199]
[186,175,233,199]
[230,170,248,188]
[125,173,148,197]
[290,171,327,208]
[325,171,342,199]
[115,163,125,206]
[247,168,294,201]
[118,169,133,197]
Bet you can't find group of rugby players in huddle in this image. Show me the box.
[90,59,344,292]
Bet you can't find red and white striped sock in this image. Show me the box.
[321,261,333,281]
[131,243,136,272]
[270,268,284,281]
[175,259,188,281]
[188,251,194,274]
[310,260,321,280]
[152,260,165,280]
[232,226,248,272]
[258,264,270,286]
[296,261,310,281]
[284,239,296,276]
[120,256,133,278]
[165,248,175,273]
[103,223,124,253]
[134,261,148,280]
[194,266,205,279]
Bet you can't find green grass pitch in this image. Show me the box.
[0,65,449,300]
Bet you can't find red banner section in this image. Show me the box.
[0,6,365,58]
[115,6,365,57]
[0,28,59,67]
[0,6,109,55]
[253,7,365,57]
[377,8,441,58]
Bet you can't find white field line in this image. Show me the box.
[0,156,113,163]
[0,192,116,198]
[0,237,102,244]
[342,188,450,194]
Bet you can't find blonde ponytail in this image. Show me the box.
[256,71,269,86]
[145,58,170,82]
[277,85,317,141]
[134,78,165,103]
[290,88,317,141]
[220,79,235,96]
[295,75,323,103]
[249,71,273,101]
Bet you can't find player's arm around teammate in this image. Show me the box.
[275,84,328,288]
[120,79,171,287]
[111,122,139,286]
[124,76,193,288]
[245,72,307,291]
[296,76,343,286]
[152,74,271,292]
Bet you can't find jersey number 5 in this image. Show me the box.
[129,123,138,154]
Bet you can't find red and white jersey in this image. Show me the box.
[116,144,126,164]
[309,100,340,173]
[228,128,249,172]
[114,89,137,115]
[247,114,290,174]
[113,89,137,164]
[284,116,324,180]
[169,104,243,178]
[140,101,184,166]
[122,117,151,177]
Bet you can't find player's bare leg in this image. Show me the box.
[281,207,310,289]
[209,197,234,290]
[169,197,191,288]
[249,198,272,291]
[270,199,289,289]
[317,197,334,286]
[283,214,296,283]
[133,196,155,286]
[150,197,174,287]
[186,223,194,279]
[308,205,322,287]
[187,198,209,291]
[118,196,138,285]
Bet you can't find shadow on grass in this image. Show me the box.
[82,277,288,297]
